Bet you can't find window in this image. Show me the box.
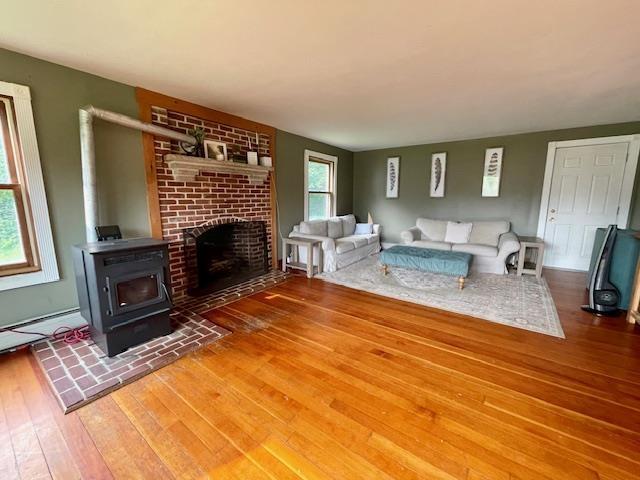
[304,150,337,221]
[0,81,58,291]
[0,96,38,275]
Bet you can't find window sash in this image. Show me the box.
[305,156,336,220]
[0,97,39,276]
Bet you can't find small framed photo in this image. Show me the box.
[204,140,228,161]
[482,147,503,197]
[430,152,446,197]
[386,156,400,198]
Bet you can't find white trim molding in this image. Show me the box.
[303,149,338,221]
[536,134,640,241]
[0,80,59,292]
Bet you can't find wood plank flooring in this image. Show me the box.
[1,269,640,479]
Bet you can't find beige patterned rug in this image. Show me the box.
[318,255,564,338]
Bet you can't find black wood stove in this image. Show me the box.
[72,238,172,357]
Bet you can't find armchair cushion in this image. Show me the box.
[339,214,357,236]
[327,218,343,238]
[416,218,447,241]
[300,219,328,237]
[469,221,511,247]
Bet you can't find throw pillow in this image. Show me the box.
[354,223,373,235]
[444,221,472,244]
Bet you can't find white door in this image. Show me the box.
[543,142,628,270]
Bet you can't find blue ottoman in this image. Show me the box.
[379,246,472,289]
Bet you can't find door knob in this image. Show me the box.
[548,217,555,222]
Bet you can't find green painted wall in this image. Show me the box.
[0,48,148,327]
[275,130,354,255]
[353,122,640,243]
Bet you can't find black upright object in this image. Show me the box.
[582,224,620,316]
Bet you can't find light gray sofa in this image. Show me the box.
[290,214,381,272]
[400,218,519,274]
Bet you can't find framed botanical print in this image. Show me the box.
[430,152,446,197]
[386,156,400,198]
[482,147,503,197]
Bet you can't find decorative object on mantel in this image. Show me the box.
[260,156,272,167]
[247,132,259,165]
[230,148,247,164]
[180,127,205,157]
[430,152,446,197]
[165,153,272,184]
[482,146,503,197]
[204,139,227,161]
[386,156,400,198]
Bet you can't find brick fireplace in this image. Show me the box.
[149,105,275,299]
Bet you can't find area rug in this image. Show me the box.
[33,269,290,413]
[318,256,564,338]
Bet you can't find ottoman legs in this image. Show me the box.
[458,276,465,290]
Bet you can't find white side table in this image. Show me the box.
[516,236,544,279]
[282,237,323,278]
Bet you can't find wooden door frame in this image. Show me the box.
[135,88,279,268]
[536,135,640,250]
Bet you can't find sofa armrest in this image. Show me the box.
[372,224,382,235]
[289,232,336,252]
[497,231,520,259]
[400,226,420,244]
[292,225,300,233]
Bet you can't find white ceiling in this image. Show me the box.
[1,1,639,151]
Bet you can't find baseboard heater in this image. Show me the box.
[0,309,86,353]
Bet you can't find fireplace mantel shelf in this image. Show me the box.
[164,154,272,183]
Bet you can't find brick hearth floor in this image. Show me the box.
[32,270,289,413]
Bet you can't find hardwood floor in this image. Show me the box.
[1,269,640,479]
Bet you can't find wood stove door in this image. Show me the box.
[106,269,166,317]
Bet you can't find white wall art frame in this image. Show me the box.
[386,156,400,198]
[430,152,446,197]
[482,147,504,197]
[204,140,228,161]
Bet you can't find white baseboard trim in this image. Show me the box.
[0,310,87,352]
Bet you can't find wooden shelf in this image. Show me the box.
[164,154,272,184]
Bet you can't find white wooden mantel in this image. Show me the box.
[164,154,272,184]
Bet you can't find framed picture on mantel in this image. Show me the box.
[386,157,400,198]
[204,140,228,161]
[482,147,503,197]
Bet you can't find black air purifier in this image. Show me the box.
[582,224,620,316]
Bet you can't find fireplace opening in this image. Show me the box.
[184,221,269,295]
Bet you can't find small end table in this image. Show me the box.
[516,236,544,279]
[282,237,323,278]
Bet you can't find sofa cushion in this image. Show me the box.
[452,243,498,257]
[327,218,343,238]
[341,235,368,249]
[339,214,356,236]
[366,233,380,245]
[335,238,356,254]
[412,240,452,251]
[469,221,510,247]
[444,221,472,244]
[300,219,328,237]
[415,218,448,241]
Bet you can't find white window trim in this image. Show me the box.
[536,134,640,241]
[303,149,338,221]
[0,81,59,291]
